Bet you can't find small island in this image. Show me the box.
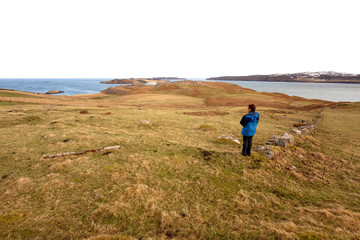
[46,90,64,94]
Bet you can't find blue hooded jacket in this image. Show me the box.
[240,112,260,136]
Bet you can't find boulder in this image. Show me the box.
[254,144,274,159]
[255,145,265,152]
[263,146,274,159]
[300,128,309,134]
[270,132,294,148]
[290,128,301,135]
[275,133,295,147]
[266,139,276,145]
[216,135,240,145]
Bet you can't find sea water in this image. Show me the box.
[188,78,360,102]
[1,78,360,102]
[0,78,116,96]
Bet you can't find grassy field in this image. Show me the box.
[0,86,359,239]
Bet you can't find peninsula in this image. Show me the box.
[100,77,185,85]
[208,71,360,83]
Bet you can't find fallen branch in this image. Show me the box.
[43,145,120,159]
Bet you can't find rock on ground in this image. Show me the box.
[268,132,295,148]
[263,145,275,159]
[285,165,297,171]
[276,133,295,147]
[255,145,266,152]
[140,120,152,126]
[290,128,302,135]
[255,145,274,159]
[217,135,240,145]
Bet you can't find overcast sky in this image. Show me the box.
[0,0,359,78]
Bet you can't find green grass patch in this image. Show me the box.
[0,91,39,98]
[199,124,217,131]
[0,101,37,106]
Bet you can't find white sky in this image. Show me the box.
[0,0,359,78]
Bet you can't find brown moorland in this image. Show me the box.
[0,82,359,239]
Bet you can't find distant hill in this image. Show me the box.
[101,77,185,85]
[207,71,360,83]
[101,80,338,110]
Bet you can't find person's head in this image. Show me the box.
[248,104,256,112]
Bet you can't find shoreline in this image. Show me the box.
[1,79,360,102]
[206,71,360,84]
[206,79,360,84]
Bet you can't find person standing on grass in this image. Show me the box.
[240,104,260,156]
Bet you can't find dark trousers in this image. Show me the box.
[242,135,253,156]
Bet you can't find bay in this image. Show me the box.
[0,78,117,96]
[0,78,360,102]
[188,78,360,102]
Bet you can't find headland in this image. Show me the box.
[208,71,360,83]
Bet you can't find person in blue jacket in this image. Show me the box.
[240,104,260,156]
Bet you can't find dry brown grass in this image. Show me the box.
[0,87,359,239]
[183,111,229,116]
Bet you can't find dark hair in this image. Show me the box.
[248,104,256,112]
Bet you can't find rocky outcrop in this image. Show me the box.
[256,112,322,159]
[298,123,318,135]
[267,133,295,148]
[101,87,130,95]
[256,133,295,160]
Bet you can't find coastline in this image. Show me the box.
[206,78,360,84]
[207,79,360,84]
[1,78,360,102]
[207,72,360,84]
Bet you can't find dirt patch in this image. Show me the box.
[195,148,216,161]
[293,122,306,127]
[183,111,229,116]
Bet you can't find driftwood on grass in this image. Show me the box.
[43,145,120,159]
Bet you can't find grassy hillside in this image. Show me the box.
[0,86,359,239]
